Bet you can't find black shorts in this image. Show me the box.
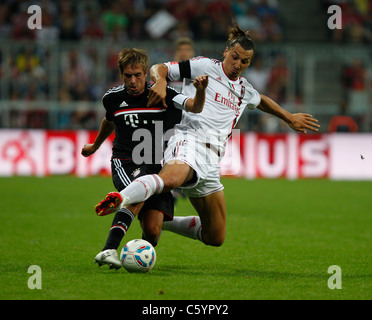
[111,158,174,221]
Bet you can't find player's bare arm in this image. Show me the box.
[185,75,208,113]
[81,118,115,157]
[257,94,320,134]
[148,63,169,107]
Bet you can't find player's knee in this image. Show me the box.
[161,175,182,191]
[142,232,159,247]
[143,226,161,240]
[142,225,161,247]
[202,233,225,247]
[159,164,193,191]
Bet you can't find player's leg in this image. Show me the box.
[162,143,225,246]
[101,159,144,251]
[102,203,144,251]
[94,203,143,269]
[95,159,144,269]
[139,190,175,247]
[140,209,164,247]
[162,215,202,241]
[94,162,194,216]
[118,161,194,206]
[162,191,226,246]
[189,191,226,247]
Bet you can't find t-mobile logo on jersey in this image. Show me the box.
[124,114,140,127]
[123,114,157,128]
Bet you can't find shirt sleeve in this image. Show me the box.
[241,80,261,110]
[102,95,114,122]
[172,94,190,110]
[165,56,210,81]
[246,88,261,110]
[165,86,190,110]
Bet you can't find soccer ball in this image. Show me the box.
[120,239,156,273]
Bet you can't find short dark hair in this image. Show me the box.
[226,20,255,54]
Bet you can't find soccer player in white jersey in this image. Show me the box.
[96,22,320,247]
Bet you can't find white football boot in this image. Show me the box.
[94,249,122,270]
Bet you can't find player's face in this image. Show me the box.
[121,64,148,95]
[175,44,195,62]
[222,43,254,80]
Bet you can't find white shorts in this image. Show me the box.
[163,133,224,198]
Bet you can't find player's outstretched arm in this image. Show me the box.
[81,118,115,157]
[148,63,168,107]
[257,94,320,134]
[185,75,208,113]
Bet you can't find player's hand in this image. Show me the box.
[288,113,320,134]
[193,75,208,90]
[147,79,167,108]
[81,143,98,157]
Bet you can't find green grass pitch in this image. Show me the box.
[0,176,371,300]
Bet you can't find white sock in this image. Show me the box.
[162,216,203,242]
[120,174,164,206]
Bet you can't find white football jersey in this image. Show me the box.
[165,57,261,154]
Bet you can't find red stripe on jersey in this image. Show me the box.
[228,114,239,139]
[114,107,165,115]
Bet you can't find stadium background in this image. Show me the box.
[1,0,372,302]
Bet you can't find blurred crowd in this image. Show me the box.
[3,41,295,132]
[322,0,372,43]
[0,0,371,132]
[0,0,286,130]
[0,0,282,43]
